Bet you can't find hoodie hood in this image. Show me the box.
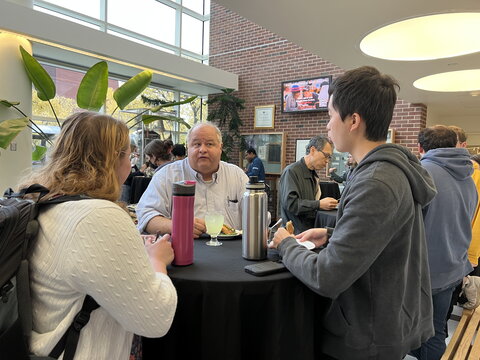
[421,147,473,181]
[354,144,437,207]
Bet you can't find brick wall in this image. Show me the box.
[209,2,427,169]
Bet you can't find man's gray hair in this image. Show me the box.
[305,135,330,155]
[186,121,223,145]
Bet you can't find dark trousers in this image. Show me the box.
[410,282,460,360]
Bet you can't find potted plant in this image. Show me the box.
[0,45,196,160]
[206,88,245,161]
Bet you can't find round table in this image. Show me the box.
[142,239,328,360]
[315,209,338,228]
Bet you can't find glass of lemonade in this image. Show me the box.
[205,213,224,246]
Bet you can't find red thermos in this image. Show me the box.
[171,180,196,266]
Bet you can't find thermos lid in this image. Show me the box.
[246,176,265,190]
[172,180,196,196]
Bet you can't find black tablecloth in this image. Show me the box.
[130,176,151,204]
[143,240,328,360]
[315,209,338,228]
[319,182,341,199]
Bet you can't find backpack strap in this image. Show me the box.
[48,295,99,360]
[9,190,96,359]
[4,184,50,200]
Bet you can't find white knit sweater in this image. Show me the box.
[29,199,177,359]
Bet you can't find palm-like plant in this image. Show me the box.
[206,88,245,161]
[0,45,197,160]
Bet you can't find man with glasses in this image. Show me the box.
[279,135,338,234]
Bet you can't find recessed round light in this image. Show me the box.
[360,13,480,61]
[413,69,480,92]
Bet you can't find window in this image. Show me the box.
[40,0,101,19]
[108,0,176,46]
[182,0,204,15]
[34,0,210,61]
[181,13,203,54]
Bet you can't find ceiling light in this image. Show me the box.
[360,13,480,61]
[413,69,480,92]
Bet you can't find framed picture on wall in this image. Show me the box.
[295,139,310,161]
[240,132,286,174]
[387,128,395,143]
[254,105,275,129]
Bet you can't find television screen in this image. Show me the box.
[282,75,332,113]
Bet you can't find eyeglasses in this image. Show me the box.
[319,150,332,160]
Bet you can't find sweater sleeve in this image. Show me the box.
[279,178,400,298]
[62,204,177,337]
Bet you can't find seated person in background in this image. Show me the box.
[279,135,338,234]
[143,138,174,174]
[121,143,142,203]
[245,147,266,181]
[20,111,177,359]
[136,122,249,237]
[172,143,186,161]
[328,153,357,186]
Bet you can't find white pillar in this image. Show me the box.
[0,33,33,191]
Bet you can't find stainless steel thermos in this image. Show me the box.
[242,176,268,260]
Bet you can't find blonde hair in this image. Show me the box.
[21,111,130,202]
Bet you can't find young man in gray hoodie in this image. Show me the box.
[411,125,477,359]
[270,66,437,360]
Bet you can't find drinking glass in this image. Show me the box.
[205,213,224,246]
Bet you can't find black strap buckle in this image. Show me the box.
[73,310,91,331]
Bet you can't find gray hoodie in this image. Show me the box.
[278,144,437,360]
[421,147,477,289]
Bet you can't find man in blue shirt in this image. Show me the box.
[245,148,265,181]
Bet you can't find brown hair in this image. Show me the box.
[20,111,130,202]
[448,125,467,143]
[144,139,173,162]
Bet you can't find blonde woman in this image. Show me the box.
[22,111,177,359]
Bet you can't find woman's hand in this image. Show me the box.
[143,234,174,274]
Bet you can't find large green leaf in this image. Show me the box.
[0,99,20,107]
[113,70,152,110]
[0,117,29,149]
[77,61,108,111]
[19,46,56,101]
[32,145,47,161]
[142,114,191,128]
[150,96,197,112]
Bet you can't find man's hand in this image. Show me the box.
[268,227,293,249]
[296,228,329,248]
[319,197,338,210]
[193,217,206,238]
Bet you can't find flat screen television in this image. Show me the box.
[281,75,332,113]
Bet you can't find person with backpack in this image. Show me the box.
[19,111,177,359]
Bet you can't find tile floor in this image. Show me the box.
[403,305,463,359]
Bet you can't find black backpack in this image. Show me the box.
[0,184,99,360]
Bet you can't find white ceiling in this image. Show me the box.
[214,0,480,119]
